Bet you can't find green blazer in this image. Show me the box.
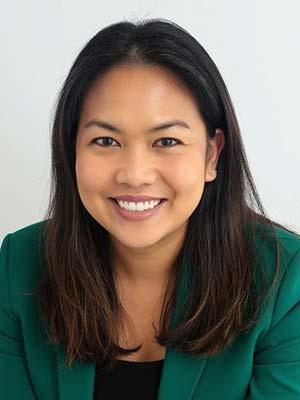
[0,220,300,399]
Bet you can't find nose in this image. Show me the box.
[114,147,158,186]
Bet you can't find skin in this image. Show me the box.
[75,64,225,298]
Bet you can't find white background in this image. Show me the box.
[1,0,299,243]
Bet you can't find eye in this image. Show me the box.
[91,137,119,147]
[91,137,181,148]
[155,138,181,147]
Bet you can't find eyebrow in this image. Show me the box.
[83,118,191,134]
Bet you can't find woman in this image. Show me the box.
[0,18,299,400]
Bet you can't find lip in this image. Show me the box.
[110,198,167,221]
[110,195,166,202]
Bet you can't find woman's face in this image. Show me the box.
[75,64,224,250]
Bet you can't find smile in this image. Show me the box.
[115,198,164,211]
[110,198,167,221]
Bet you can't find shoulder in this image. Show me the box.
[1,219,47,249]
[244,224,300,396]
[1,220,47,263]
[272,224,300,255]
[0,220,48,295]
[270,224,300,305]
[252,223,300,337]
[253,223,300,278]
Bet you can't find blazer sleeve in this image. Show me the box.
[246,247,300,399]
[0,233,37,399]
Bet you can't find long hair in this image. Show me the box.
[31,17,298,371]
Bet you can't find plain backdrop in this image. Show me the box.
[1,0,300,244]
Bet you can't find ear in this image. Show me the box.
[205,128,225,182]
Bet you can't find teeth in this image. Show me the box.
[116,199,162,211]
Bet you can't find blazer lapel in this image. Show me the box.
[56,256,207,400]
[157,255,208,399]
[56,346,96,400]
[157,346,207,400]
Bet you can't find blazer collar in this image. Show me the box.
[56,256,208,400]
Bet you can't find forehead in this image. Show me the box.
[80,64,200,118]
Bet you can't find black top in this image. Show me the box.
[93,358,165,400]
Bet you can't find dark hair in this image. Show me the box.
[31,17,298,371]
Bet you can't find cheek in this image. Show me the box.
[75,156,104,191]
[166,155,205,193]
